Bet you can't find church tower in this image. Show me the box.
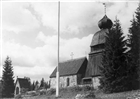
[84,11,113,89]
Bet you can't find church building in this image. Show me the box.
[50,57,88,88]
[50,14,113,89]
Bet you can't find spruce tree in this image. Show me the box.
[0,80,2,98]
[32,81,35,90]
[127,3,140,89]
[2,56,15,98]
[35,80,39,90]
[99,18,129,93]
[40,78,45,88]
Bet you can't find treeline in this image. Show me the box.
[99,3,140,93]
[30,78,50,91]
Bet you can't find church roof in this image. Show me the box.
[15,78,30,89]
[50,57,87,78]
[90,29,108,47]
[90,15,112,47]
[98,15,113,29]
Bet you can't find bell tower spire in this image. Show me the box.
[98,3,113,30]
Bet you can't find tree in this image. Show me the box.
[0,80,2,98]
[35,80,39,91]
[40,78,45,88]
[2,56,15,97]
[127,3,140,89]
[99,18,129,93]
[31,81,35,90]
[44,81,50,89]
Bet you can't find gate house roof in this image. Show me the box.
[50,57,87,78]
[15,78,30,89]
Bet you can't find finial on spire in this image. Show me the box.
[103,3,106,15]
[70,52,74,60]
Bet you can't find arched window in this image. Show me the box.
[67,78,70,86]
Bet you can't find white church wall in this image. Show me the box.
[50,78,56,88]
[14,81,21,96]
[50,75,77,88]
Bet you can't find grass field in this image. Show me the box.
[21,86,140,99]
[21,90,140,99]
[95,90,140,99]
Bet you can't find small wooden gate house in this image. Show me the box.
[50,57,88,88]
[14,77,30,96]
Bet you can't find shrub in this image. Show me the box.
[46,88,56,95]
[39,89,46,95]
[15,94,22,99]
[69,86,82,92]
[85,91,95,98]
[82,85,94,91]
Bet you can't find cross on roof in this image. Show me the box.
[103,3,106,15]
[70,52,74,60]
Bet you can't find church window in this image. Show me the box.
[67,78,70,86]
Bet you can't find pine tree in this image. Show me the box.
[0,80,2,98]
[127,3,140,89]
[40,78,45,88]
[35,80,39,90]
[2,56,15,98]
[99,18,129,93]
[31,81,35,90]
[33,81,35,90]
[44,81,50,89]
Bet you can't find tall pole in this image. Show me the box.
[56,1,60,97]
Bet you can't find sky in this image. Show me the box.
[0,0,139,82]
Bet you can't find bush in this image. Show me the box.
[46,88,56,95]
[75,91,95,99]
[85,91,95,98]
[69,86,82,92]
[39,89,46,95]
[15,94,22,99]
[27,91,38,96]
[82,85,94,91]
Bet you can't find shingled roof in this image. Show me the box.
[90,29,108,47]
[16,78,30,89]
[50,57,87,78]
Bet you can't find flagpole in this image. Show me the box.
[56,1,60,97]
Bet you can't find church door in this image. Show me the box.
[16,87,19,95]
